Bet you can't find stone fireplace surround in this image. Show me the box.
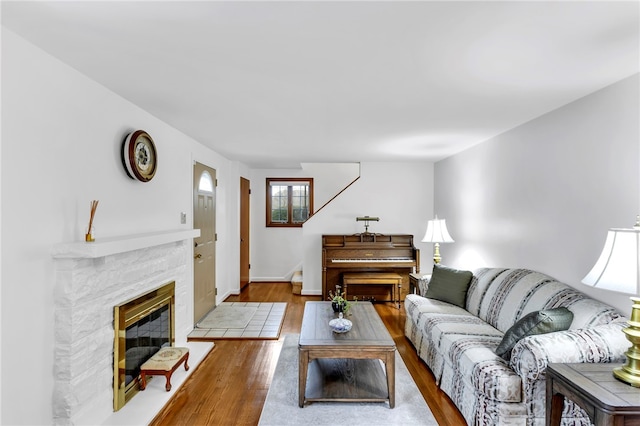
[52,229,212,426]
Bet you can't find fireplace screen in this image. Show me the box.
[113,281,175,411]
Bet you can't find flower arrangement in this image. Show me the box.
[328,285,357,315]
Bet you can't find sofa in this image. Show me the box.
[404,267,630,425]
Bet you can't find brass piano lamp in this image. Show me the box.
[582,216,640,386]
[421,216,454,264]
[356,216,379,233]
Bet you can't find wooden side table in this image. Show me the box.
[409,273,430,296]
[546,363,640,425]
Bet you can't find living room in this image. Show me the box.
[2,1,639,425]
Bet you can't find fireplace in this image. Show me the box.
[52,229,199,425]
[113,281,175,411]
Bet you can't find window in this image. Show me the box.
[266,178,314,227]
[198,170,214,192]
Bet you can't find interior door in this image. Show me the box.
[240,177,250,290]
[193,162,217,323]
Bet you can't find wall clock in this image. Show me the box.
[122,130,157,182]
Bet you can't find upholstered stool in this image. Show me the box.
[139,346,189,392]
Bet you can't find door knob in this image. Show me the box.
[194,253,202,259]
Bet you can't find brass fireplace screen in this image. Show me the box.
[113,281,175,411]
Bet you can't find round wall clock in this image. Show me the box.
[122,130,157,182]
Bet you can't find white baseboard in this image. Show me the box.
[216,289,237,303]
[250,277,287,282]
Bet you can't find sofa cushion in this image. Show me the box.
[425,264,473,308]
[495,307,573,360]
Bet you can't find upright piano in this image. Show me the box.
[322,233,420,304]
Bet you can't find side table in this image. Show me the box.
[546,363,640,425]
[409,273,430,296]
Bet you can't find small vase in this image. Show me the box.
[331,301,345,313]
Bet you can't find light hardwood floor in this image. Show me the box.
[150,282,466,425]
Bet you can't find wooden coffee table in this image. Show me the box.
[298,301,396,408]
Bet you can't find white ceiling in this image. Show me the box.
[2,1,638,168]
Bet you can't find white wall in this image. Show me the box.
[248,167,312,281]
[303,162,435,295]
[301,163,361,210]
[1,29,240,425]
[248,163,360,282]
[434,73,640,314]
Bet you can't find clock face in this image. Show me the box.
[135,139,153,171]
[122,130,157,182]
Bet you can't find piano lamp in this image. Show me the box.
[356,216,379,233]
[582,216,640,387]
[421,216,454,264]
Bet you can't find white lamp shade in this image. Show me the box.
[422,218,454,243]
[582,228,640,294]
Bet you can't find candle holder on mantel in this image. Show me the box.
[85,200,99,242]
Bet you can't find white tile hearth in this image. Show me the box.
[188,302,287,339]
[102,341,213,426]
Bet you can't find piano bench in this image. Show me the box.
[342,272,403,309]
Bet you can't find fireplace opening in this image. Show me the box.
[113,281,175,411]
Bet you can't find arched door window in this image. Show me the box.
[198,170,214,193]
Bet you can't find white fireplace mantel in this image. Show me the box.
[51,227,203,425]
[52,229,200,259]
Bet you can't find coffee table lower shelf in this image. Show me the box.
[303,358,390,404]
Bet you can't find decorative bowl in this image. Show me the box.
[329,313,352,333]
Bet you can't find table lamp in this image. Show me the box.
[582,216,640,386]
[421,216,454,264]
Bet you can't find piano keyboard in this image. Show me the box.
[331,258,414,263]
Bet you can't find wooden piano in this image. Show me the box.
[322,233,420,305]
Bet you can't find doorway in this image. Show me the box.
[240,177,250,290]
[193,162,217,323]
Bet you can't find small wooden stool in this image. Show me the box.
[139,346,189,392]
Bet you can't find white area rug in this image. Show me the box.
[258,334,438,425]
[190,302,286,339]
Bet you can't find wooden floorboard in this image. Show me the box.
[150,282,466,425]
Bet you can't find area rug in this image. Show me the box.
[189,302,286,340]
[196,304,257,329]
[258,334,438,425]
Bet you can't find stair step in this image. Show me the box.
[291,271,302,295]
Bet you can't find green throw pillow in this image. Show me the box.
[496,307,574,361]
[424,264,473,308]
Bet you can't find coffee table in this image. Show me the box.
[298,301,396,408]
